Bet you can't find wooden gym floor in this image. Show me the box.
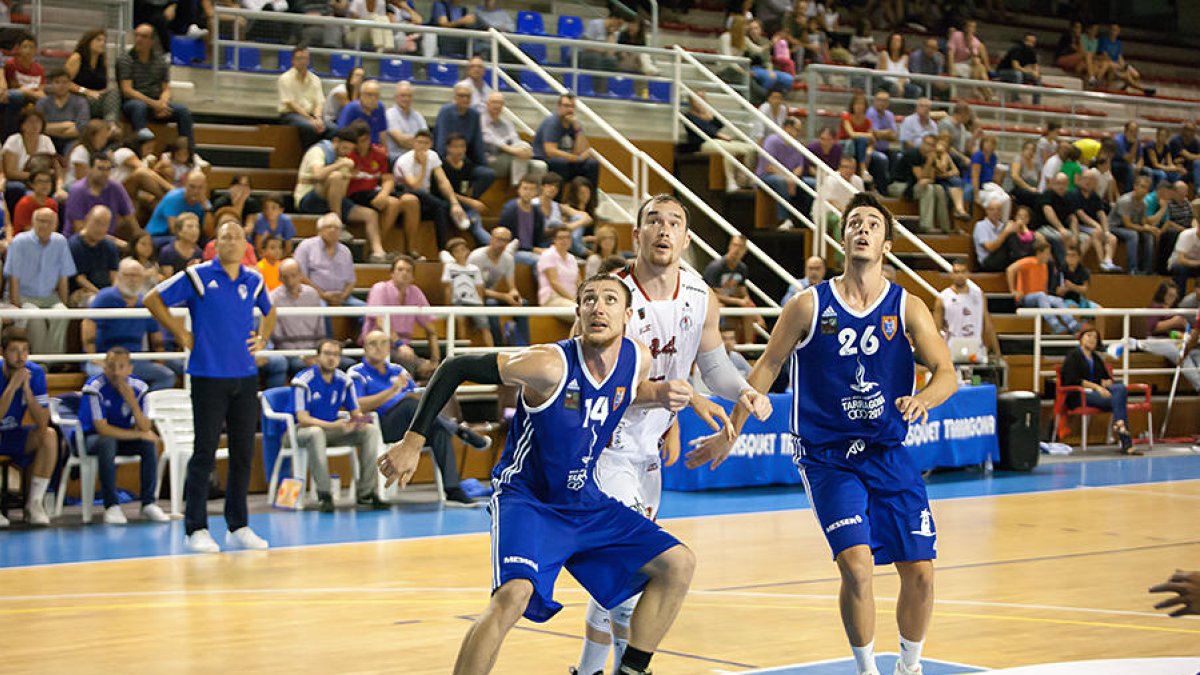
[0,457,1198,673]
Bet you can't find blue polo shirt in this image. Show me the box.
[0,361,48,432]
[347,359,415,416]
[434,103,486,165]
[153,261,272,378]
[337,101,388,145]
[79,373,148,434]
[292,364,359,422]
[146,188,210,236]
[90,286,161,352]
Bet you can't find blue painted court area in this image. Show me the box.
[1,454,1198,569]
[738,654,986,674]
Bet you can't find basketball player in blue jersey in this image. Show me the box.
[378,274,708,675]
[687,192,958,675]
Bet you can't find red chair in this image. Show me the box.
[1053,367,1153,451]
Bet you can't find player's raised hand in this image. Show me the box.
[377,433,424,489]
[1150,570,1200,616]
[658,379,694,412]
[895,396,929,424]
[690,392,734,440]
[739,388,773,421]
[685,429,735,470]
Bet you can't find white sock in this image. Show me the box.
[899,635,924,669]
[576,638,609,675]
[851,640,876,674]
[611,635,629,673]
[29,477,49,506]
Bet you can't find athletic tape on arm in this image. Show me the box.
[406,354,501,438]
[696,344,751,402]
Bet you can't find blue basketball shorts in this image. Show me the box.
[0,426,32,458]
[795,439,937,566]
[489,490,682,623]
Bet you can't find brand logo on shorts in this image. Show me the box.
[910,508,936,537]
[825,514,863,533]
[503,555,539,571]
[845,439,865,458]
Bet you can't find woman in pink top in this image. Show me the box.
[363,255,441,371]
[947,20,993,100]
[535,226,579,320]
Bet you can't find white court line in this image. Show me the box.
[0,586,1194,623]
[1085,485,1200,500]
[691,590,1200,621]
[3,477,1199,572]
[713,652,989,674]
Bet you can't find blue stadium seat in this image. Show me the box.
[170,35,205,66]
[646,80,671,103]
[520,42,548,64]
[276,49,292,72]
[221,46,262,71]
[557,15,584,39]
[520,70,556,94]
[380,58,412,82]
[575,73,597,98]
[516,11,545,35]
[425,62,459,86]
[329,53,357,78]
[607,76,634,100]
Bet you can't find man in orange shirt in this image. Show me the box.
[1006,239,1080,335]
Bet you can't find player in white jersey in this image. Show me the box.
[932,261,1001,361]
[573,194,773,675]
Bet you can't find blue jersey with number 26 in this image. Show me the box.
[789,280,914,452]
[492,337,641,506]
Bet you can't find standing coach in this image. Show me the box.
[145,220,277,553]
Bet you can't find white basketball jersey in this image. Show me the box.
[608,265,709,462]
[938,281,985,341]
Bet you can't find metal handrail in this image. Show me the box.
[804,63,1200,114]
[1017,306,1196,389]
[489,29,799,307]
[674,46,947,295]
[209,7,746,70]
[0,303,782,363]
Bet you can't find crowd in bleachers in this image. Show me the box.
[1,0,1199,526]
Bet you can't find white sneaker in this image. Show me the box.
[103,505,128,525]
[141,503,170,522]
[0,511,9,527]
[186,529,221,554]
[893,662,922,675]
[225,526,269,550]
[26,499,50,526]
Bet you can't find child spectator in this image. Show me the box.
[441,237,493,347]
[12,169,57,234]
[256,235,284,292]
[253,194,295,256]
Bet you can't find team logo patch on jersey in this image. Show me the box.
[638,308,646,320]
[238,284,249,301]
[564,390,580,410]
[613,386,626,410]
[881,315,898,340]
[820,305,838,334]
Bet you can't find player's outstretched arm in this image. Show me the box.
[898,293,958,424]
[696,289,772,420]
[377,346,565,489]
[685,290,814,470]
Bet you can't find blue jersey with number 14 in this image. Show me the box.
[789,280,914,452]
[492,337,641,507]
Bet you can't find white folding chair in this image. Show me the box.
[259,391,362,507]
[51,396,142,524]
[145,389,229,517]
